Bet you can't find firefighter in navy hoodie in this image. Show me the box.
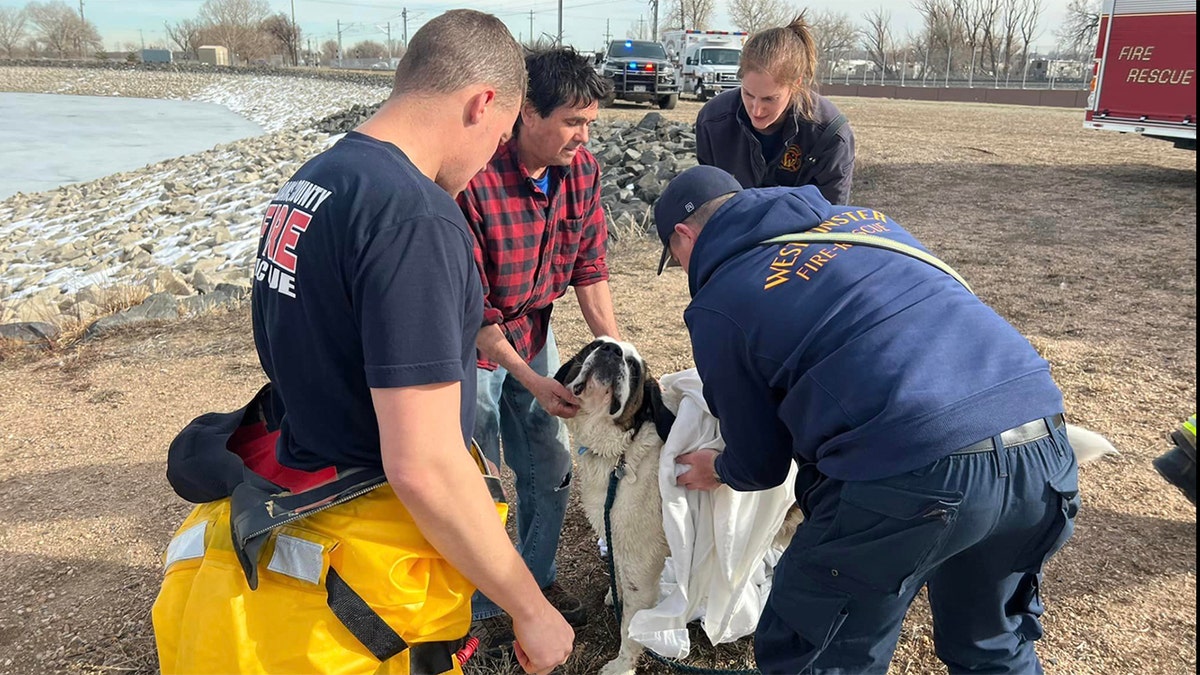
[660,166,1080,675]
[695,15,855,204]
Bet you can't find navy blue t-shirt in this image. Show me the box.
[751,127,784,166]
[251,131,483,471]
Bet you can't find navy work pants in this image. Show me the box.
[757,421,1080,674]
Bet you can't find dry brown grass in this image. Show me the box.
[0,284,152,360]
[0,97,1193,675]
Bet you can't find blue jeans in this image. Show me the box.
[471,330,572,621]
[757,420,1080,674]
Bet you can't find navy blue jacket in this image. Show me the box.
[696,88,855,204]
[687,186,1064,484]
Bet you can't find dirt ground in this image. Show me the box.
[0,97,1194,675]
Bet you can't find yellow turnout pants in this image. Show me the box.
[152,484,506,674]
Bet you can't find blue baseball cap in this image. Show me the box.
[654,166,742,274]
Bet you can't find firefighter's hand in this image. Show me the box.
[530,376,581,419]
[676,449,723,491]
[512,605,574,674]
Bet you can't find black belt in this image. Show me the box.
[951,414,1066,456]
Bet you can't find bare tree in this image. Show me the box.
[26,1,101,58]
[198,0,271,64]
[914,0,968,83]
[261,12,301,66]
[1056,0,1100,58]
[320,38,339,63]
[624,16,651,40]
[164,19,205,60]
[1017,0,1044,83]
[996,0,1024,84]
[0,6,27,57]
[661,0,716,32]
[349,40,386,59]
[808,9,860,82]
[26,1,73,56]
[861,7,893,78]
[728,0,791,35]
[971,0,1002,79]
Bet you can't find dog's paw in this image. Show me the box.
[599,659,636,675]
[604,588,614,606]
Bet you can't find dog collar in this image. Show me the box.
[577,445,589,456]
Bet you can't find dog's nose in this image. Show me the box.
[598,341,622,356]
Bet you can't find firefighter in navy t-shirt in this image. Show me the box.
[152,11,574,675]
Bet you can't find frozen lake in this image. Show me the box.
[0,92,264,200]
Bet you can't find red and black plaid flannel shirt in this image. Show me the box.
[458,138,610,370]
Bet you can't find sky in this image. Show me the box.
[0,0,1075,55]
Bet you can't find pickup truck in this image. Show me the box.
[595,39,680,109]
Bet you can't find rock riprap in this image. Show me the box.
[0,66,698,342]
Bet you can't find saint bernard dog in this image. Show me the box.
[554,337,675,675]
[554,337,1118,675]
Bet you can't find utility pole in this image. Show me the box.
[604,19,611,45]
[290,0,298,66]
[557,0,563,45]
[528,10,534,45]
[650,0,658,42]
[386,22,392,59]
[637,16,646,40]
[78,0,84,20]
[337,20,343,68]
[402,9,408,47]
[139,29,145,50]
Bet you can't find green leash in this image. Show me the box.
[603,465,760,675]
[759,232,974,294]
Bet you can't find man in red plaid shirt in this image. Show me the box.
[457,47,618,651]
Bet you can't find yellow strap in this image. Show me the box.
[760,232,974,295]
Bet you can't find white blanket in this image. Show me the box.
[627,369,798,658]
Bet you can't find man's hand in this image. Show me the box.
[529,375,581,419]
[675,449,723,491]
[512,605,574,674]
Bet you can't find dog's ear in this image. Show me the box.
[554,340,603,386]
[643,377,675,442]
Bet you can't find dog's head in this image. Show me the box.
[554,337,675,441]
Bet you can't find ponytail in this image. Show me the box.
[738,13,819,119]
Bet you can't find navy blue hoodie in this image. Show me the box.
[687,186,1064,485]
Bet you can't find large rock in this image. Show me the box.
[635,172,665,202]
[637,113,664,130]
[179,287,245,316]
[0,322,58,343]
[13,295,59,323]
[84,292,179,340]
[144,268,194,296]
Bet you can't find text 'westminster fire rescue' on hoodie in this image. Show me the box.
[684,185,1065,486]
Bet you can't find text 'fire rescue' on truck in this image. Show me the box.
[595,39,680,110]
[1084,0,1196,150]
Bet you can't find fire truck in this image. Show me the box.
[1084,0,1196,149]
[662,29,749,101]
